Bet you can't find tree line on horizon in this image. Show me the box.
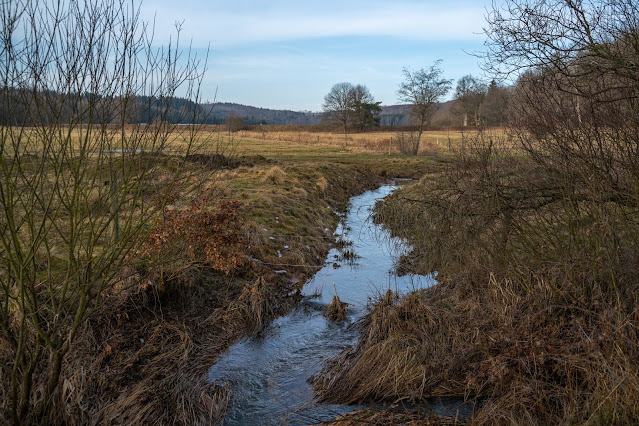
[322,64,512,134]
[321,62,512,152]
[2,80,510,129]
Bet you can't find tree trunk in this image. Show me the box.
[343,122,348,148]
[413,123,423,155]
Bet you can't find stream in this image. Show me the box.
[208,184,469,425]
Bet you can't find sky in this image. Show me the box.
[140,0,493,111]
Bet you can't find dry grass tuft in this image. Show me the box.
[56,282,235,426]
[315,287,454,404]
[262,165,286,185]
[316,175,329,192]
[236,276,276,332]
[324,285,349,322]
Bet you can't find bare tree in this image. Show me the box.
[323,82,355,147]
[484,0,639,209]
[323,83,382,144]
[351,84,382,131]
[454,75,487,126]
[483,0,639,84]
[0,0,208,423]
[397,61,452,154]
[350,84,374,106]
[481,80,511,126]
[226,113,244,133]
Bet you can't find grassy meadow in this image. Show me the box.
[160,125,470,160]
[233,127,464,157]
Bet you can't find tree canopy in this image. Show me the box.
[397,60,452,154]
[322,83,381,146]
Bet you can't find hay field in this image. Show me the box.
[230,128,469,157]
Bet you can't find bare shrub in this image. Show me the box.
[0,0,209,423]
[318,1,639,422]
[394,131,420,155]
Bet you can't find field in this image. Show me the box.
[6,123,638,425]
[0,125,458,424]
[233,127,464,156]
[5,0,638,424]
[156,125,470,159]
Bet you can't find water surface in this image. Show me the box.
[208,185,455,424]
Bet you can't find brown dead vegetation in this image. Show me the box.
[261,165,287,185]
[324,295,348,322]
[8,157,401,425]
[317,270,639,424]
[324,285,349,322]
[322,408,464,425]
[316,127,639,424]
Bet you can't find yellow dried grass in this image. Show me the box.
[261,166,286,185]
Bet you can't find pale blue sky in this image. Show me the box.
[141,0,492,111]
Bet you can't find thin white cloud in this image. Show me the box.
[142,1,485,47]
[138,0,489,110]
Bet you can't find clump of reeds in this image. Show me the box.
[316,272,639,424]
[236,276,276,332]
[56,280,234,426]
[324,284,349,322]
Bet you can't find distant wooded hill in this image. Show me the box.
[203,101,457,126]
[378,101,455,126]
[201,103,323,125]
[0,88,456,127]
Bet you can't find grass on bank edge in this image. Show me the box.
[315,147,639,424]
[34,146,441,424]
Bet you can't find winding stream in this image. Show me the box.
[208,184,463,425]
